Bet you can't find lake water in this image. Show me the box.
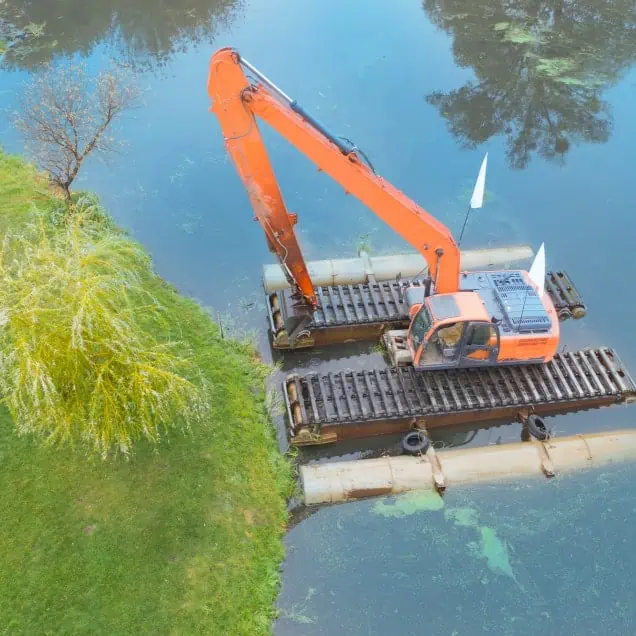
[278,463,636,635]
[1,0,636,633]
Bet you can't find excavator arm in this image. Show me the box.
[207,47,461,308]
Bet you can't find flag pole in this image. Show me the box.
[459,152,488,249]
[458,203,472,246]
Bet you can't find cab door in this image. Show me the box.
[459,321,500,368]
[414,322,465,370]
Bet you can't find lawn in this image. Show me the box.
[0,150,293,634]
[0,152,53,234]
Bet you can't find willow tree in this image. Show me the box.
[0,206,208,456]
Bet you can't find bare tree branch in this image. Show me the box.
[14,62,141,204]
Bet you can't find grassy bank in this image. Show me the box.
[0,151,293,634]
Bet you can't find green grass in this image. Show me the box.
[0,152,57,234]
[0,150,294,634]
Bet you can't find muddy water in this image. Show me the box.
[2,0,636,633]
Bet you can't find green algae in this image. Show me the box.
[374,497,522,588]
[492,21,545,45]
[445,13,469,22]
[444,506,479,527]
[468,527,520,587]
[554,76,586,86]
[534,57,609,88]
[456,183,495,205]
[445,505,522,588]
[555,72,607,88]
[373,490,445,518]
[536,57,577,77]
[501,25,543,45]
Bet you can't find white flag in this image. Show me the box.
[470,153,488,209]
[528,243,546,297]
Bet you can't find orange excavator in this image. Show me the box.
[207,47,560,371]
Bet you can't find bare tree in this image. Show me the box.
[14,63,140,203]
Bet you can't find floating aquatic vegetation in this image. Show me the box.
[445,13,470,22]
[444,506,479,527]
[468,527,521,588]
[504,26,543,45]
[445,505,522,588]
[536,57,577,78]
[23,22,46,38]
[0,18,55,64]
[8,40,58,61]
[373,490,445,518]
[494,22,543,45]
[355,231,374,256]
[534,57,610,89]
[456,183,495,205]
[555,72,608,89]
[278,587,316,625]
[553,76,585,86]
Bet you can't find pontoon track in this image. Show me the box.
[284,347,635,445]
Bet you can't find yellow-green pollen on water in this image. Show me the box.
[372,490,445,518]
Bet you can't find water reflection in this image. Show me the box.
[423,0,636,168]
[0,0,240,67]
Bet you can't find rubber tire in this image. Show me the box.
[527,414,550,441]
[401,431,430,455]
[572,305,587,320]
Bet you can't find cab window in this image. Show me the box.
[468,323,495,347]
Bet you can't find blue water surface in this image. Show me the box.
[278,463,636,635]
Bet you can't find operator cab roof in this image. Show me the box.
[427,292,489,324]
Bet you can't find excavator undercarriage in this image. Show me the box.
[274,266,636,446]
[276,270,633,446]
[284,347,636,445]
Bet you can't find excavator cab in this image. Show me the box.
[407,288,501,370]
[405,269,560,370]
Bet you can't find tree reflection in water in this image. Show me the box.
[423,0,636,168]
[0,0,240,68]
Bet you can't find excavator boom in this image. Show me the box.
[207,48,317,308]
[207,47,461,307]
